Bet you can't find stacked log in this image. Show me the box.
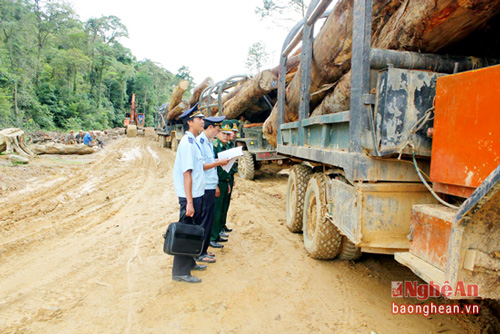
[165,80,190,121]
[208,78,249,116]
[189,77,214,106]
[263,0,500,146]
[221,70,278,119]
[166,100,189,121]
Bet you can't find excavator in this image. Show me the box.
[123,93,145,137]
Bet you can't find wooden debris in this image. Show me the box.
[31,143,96,155]
[0,128,34,157]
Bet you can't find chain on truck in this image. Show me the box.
[276,0,500,299]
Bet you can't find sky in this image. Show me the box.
[69,0,303,85]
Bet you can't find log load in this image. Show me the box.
[208,78,249,116]
[31,143,96,155]
[311,71,351,117]
[168,80,190,113]
[263,0,500,146]
[166,100,189,121]
[0,128,34,157]
[221,70,278,119]
[189,77,214,107]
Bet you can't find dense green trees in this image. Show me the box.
[0,0,188,130]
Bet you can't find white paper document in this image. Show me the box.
[217,146,243,172]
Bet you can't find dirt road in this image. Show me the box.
[0,131,497,333]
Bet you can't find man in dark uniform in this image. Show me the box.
[171,104,207,283]
[197,115,229,262]
[209,120,233,248]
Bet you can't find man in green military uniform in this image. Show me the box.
[209,120,233,248]
[220,119,240,235]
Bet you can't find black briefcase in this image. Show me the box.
[163,215,204,257]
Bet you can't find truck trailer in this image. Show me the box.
[276,0,500,299]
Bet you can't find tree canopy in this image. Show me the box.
[0,0,190,131]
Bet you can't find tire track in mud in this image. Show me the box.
[0,136,177,333]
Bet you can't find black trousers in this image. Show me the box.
[172,196,203,276]
[200,189,216,256]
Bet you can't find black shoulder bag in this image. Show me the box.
[163,214,204,257]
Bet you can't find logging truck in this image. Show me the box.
[275,0,500,299]
[198,75,288,180]
[235,123,288,180]
[155,105,183,151]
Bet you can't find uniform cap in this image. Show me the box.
[231,120,240,132]
[179,102,204,120]
[204,115,226,127]
[220,120,233,134]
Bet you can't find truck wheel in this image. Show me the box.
[171,137,179,151]
[302,173,342,259]
[338,236,362,261]
[238,151,255,180]
[286,164,312,232]
[158,135,166,148]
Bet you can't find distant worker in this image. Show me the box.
[209,120,234,248]
[83,131,95,147]
[75,130,84,144]
[65,130,76,145]
[171,104,207,284]
[197,114,230,263]
[94,132,104,148]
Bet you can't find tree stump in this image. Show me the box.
[0,128,34,157]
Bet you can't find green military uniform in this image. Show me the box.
[210,123,233,241]
[223,120,239,231]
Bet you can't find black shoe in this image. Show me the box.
[216,237,228,243]
[192,264,207,271]
[219,231,229,238]
[223,227,233,233]
[172,275,201,283]
[209,241,224,248]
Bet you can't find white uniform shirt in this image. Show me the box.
[173,131,205,198]
[197,131,218,190]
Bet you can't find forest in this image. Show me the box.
[0,0,193,131]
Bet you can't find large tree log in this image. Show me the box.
[208,78,249,116]
[31,143,96,155]
[166,100,189,121]
[311,71,351,117]
[264,0,500,146]
[222,70,278,119]
[0,128,34,157]
[168,80,190,112]
[189,77,214,106]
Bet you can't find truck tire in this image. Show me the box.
[238,151,255,180]
[171,137,179,152]
[338,236,362,261]
[158,135,166,148]
[302,173,342,259]
[286,164,312,232]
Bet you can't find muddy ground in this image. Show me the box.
[0,129,498,334]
